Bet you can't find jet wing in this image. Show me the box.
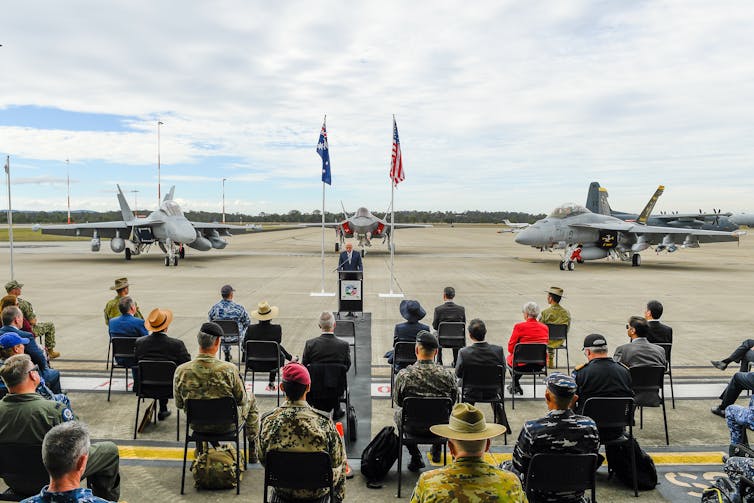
[190,221,262,235]
[570,222,739,243]
[33,221,129,239]
[298,223,342,228]
[390,223,433,229]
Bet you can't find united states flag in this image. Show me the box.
[389,117,404,186]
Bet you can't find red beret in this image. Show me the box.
[282,362,310,385]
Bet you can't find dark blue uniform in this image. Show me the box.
[572,357,633,440]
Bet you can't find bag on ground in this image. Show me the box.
[360,426,399,484]
[191,444,242,489]
[605,437,658,490]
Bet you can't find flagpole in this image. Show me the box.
[311,115,334,297]
[5,156,14,280]
[380,116,404,298]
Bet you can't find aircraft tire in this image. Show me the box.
[567,261,575,271]
[172,256,179,266]
[335,243,339,252]
[559,261,565,271]
[164,256,170,267]
[125,248,131,261]
[632,253,641,267]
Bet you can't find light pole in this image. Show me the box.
[157,120,164,205]
[66,158,71,224]
[130,190,139,214]
[222,178,227,223]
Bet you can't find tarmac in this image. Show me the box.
[1,224,752,502]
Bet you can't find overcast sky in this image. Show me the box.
[1,1,754,216]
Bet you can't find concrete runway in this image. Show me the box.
[1,225,752,501]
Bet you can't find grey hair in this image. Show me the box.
[523,301,540,318]
[1,305,21,327]
[118,296,134,315]
[197,330,219,350]
[0,353,32,388]
[318,311,334,331]
[42,422,90,479]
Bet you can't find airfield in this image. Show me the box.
[1,225,752,502]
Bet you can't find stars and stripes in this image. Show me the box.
[390,117,404,186]
[316,119,331,185]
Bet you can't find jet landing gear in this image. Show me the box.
[559,260,576,271]
[125,248,131,261]
[632,253,642,267]
[164,240,180,267]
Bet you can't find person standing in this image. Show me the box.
[538,286,571,368]
[338,242,363,273]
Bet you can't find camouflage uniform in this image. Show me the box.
[411,456,527,503]
[393,359,458,424]
[208,300,251,355]
[539,303,571,365]
[103,295,143,326]
[18,298,56,351]
[504,409,599,502]
[173,354,259,442]
[257,400,346,502]
[725,395,754,446]
[724,456,754,486]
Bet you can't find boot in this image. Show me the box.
[48,349,61,359]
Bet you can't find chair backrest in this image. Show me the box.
[525,453,598,500]
[629,365,665,389]
[512,343,548,367]
[0,443,48,497]
[212,319,240,337]
[264,451,333,499]
[545,324,568,343]
[136,360,177,399]
[401,396,453,433]
[461,364,504,398]
[245,340,281,372]
[185,396,238,427]
[306,363,348,409]
[437,322,466,348]
[582,397,634,430]
[111,337,137,360]
[334,319,356,339]
[394,342,418,366]
[656,343,672,369]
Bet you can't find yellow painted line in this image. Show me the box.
[118,445,195,461]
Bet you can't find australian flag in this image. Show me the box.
[316,119,331,185]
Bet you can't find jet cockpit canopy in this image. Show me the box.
[548,203,590,219]
[160,200,184,217]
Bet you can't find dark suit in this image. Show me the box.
[244,321,292,382]
[455,341,505,381]
[135,331,191,410]
[338,250,363,272]
[432,301,466,365]
[302,333,351,370]
[646,320,673,344]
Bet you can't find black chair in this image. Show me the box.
[459,364,510,444]
[306,363,356,444]
[108,337,137,401]
[524,453,599,503]
[212,319,242,369]
[508,343,548,409]
[740,475,754,502]
[334,319,358,374]
[582,397,638,497]
[545,323,569,372]
[263,451,333,503]
[629,365,669,445]
[0,443,47,501]
[244,340,282,406]
[397,396,453,498]
[105,331,111,370]
[437,321,465,367]
[656,343,675,408]
[134,360,179,441]
[181,397,247,495]
[391,342,418,409]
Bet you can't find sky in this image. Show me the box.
[1,1,754,216]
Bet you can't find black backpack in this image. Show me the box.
[605,437,658,490]
[360,426,399,485]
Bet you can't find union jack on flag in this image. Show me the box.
[317,119,331,185]
[389,117,404,186]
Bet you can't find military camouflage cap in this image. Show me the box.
[416,330,438,349]
[4,280,23,292]
[544,372,577,397]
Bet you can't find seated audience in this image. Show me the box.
[135,308,190,420]
[21,422,114,503]
[208,284,251,362]
[385,300,430,369]
[645,299,672,344]
[394,331,457,471]
[538,286,570,369]
[711,370,754,418]
[614,316,667,368]
[432,287,466,366]
[6,281,59,359]
[244,301,293,391]
[725,395,754,457]
[1,295,33,333]
[173,322,259,462]
[258,362,346,503]
[411,403,525,502]
[0,355,120,500]
[503,373,600,502]
[103,277,142,326]
[108,296,148,377]
[712,338,754,372]
[507,301,549,395]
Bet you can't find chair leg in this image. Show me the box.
[640,406,643,429]
[134,397,141,439]
[276,371,281,407]
[565,346,570,374]
[668,370,675,409]
[397,440,403,498]
[251,371,255,395]
[391,371,395,408]
[124,367,129,392]
[353,343,357,374]
[661,389,669,445]
[443,442,447,466]
[181,437,189,494]
[176,409,180,442]
[106,344,110,371]
[236,436,240,495]
[107,363,115,402]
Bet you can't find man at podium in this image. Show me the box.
[338,242,363,279]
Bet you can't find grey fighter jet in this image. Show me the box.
[514,202,739,270]
[33,185,256,266]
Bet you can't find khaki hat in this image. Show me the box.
[109,277,130,291]
[545,286,564,298]
[4,280,23,292]
[430,403,507,440]
[144,308,173,332]
[251,301,279,321]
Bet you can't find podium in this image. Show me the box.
[338,270,363,313]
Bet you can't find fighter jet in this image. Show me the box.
[730,214,754,227]
[514,202,738,270]
[33,185,257,266]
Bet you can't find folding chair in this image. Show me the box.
[306,363,356,444]
[507,343,548,409]
[181,397,247,495]
[582,397,638,497]
[629,365,669,445]
[397,397,453,498]
[391,342,417,408]
[525,453,598,503]
[656,343,675,408]
[244,340,282,406]
[105,330,111,370]
[0,443,47,501]
[460,364,510,444]
[108,337,137,401]
[134,360,179,440]
[437,321,465,367]
[334,319,357,374]
[545,323,570,372]
[212,319,242,369]
[263,451,333,503]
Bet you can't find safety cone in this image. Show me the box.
[335,422,354,479]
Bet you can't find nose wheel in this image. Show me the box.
[559,260,576,271]
[164,239,179,267]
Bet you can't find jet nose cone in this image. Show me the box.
[514,227,538,246]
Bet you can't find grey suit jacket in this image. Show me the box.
[613,337,666,368]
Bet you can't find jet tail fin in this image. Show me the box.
[340,200,349,220]
[163,186,175,202]
[116,185,135,222]
[637,185,665,224]
[586,182,607,214]
[597,187,611,216]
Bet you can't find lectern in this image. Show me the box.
[338,270,363,313]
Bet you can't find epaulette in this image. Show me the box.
[574,362,587,371]
[618,361,630,370]
[260,409,277,422]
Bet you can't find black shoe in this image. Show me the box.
[711,406,726,418]
[430,445,442,463]
[408,455,425,472]
[224,351,232,362]
[711,360,729,371]
[507,384,523,396]
[158,409,172,421]
[333,407,345,420]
